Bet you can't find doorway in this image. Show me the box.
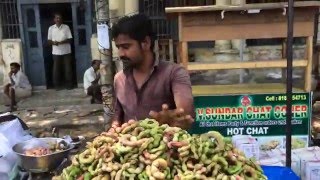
[39,3,77,89]
[19,0,92,88]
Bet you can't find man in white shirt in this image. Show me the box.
[48,13,73,90]
[4,63,32,111]
[83,60,102,104]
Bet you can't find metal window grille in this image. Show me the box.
[0,0,20,39]
[140,0,215,39]
[167,0,214,7]
[140,0,172,39]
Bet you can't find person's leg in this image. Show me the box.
[53,55,63,90]
[4,84,10,96]
[87,85,94,104]
[93,85,102,103]
[63,54,73,89]
[15,87,32,100]
[3,84,12,106]
[9,87,16,111]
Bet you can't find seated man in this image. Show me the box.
[4,62,32,111]
[83,60,102,104]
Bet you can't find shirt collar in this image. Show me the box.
[153,57,159,68]
[12,70,20,78]
[90,67,97,73]
[54,24,63,29]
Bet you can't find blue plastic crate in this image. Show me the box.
[262,165,300,180]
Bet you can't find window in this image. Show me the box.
[27,8,36,28]
[77,7,86,26]
[0,0,20,39]
[78,29,86,45]
[140,0,173,39]
[141,0,215,39]
[28,31,38,48]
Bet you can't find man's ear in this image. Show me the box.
[141,36,151,51]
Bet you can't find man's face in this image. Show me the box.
[54,15,62,25]
[114,34,144,68]
[10,66,19,74]
[93,62,101,71]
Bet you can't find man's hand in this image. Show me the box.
[149,104,194,129]
[53,41,59,46]
[8,71,13,77]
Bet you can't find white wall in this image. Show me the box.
[1,40,23,86]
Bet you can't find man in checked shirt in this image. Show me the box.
[109,14,195,131]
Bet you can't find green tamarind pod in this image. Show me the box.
[226,161,243,175]
[139,119,159,129]
[69,166,81,179]
[137,129,151,139]
[149,142,166,154]
[216,173,224,180]
[216,157,228,168]
[84,172,92,180]
[152,135,162,148]
[88,159,101,176]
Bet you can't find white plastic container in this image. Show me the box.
[232,135,259,159]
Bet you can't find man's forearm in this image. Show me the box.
[92,77,100,84]
[9,77,15,85]
[48,40,54,46]
[59,39,72,45]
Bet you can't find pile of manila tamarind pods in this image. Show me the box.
[61,119,267,180]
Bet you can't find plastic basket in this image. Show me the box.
[262,165,300,180]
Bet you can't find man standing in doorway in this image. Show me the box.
[83,60,102,104]
[48,13,73,90]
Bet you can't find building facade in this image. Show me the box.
[0,0,319,89]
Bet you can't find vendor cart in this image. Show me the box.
[166,1,319,93]
[165,0,320,175]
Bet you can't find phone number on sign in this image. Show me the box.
[265,94,307,102]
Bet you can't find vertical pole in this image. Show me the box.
[178,14,188,68]
[305,36,313,92]
[285,0,294,168]
[239,39,244,83]
[96,0,114,126]
[282,39,287,82]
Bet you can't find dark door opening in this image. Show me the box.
[39,3,77,89]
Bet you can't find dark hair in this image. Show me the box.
[10,62,21,69]
[53,12,62,18]
[112,14,155,50]
[91,60,101,66]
